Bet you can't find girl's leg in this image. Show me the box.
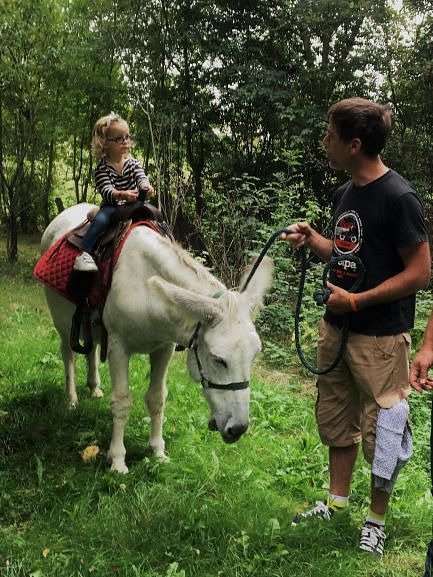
[82,206,116,253]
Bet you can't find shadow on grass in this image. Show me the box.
[0,386,106,460]
[0,384,156,523]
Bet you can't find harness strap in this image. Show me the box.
[201,379,249,390]
[240,227,365,375]
[96,218,173,361]
[96,221,126,363]
[190,321,250,391]
[70,303,93,355]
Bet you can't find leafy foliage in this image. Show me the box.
[0,237,431,577]
[2,0,433,273]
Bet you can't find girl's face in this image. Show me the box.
[104,120,132,157]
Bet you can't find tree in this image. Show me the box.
[60,0,130,205]
[381,5,433,202]
[0,0,65,259]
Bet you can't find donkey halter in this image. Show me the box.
[189,291,249,391]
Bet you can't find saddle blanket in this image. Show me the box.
[33,220,160,307]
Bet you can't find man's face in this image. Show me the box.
[322,121,352,171]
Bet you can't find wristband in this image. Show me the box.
[347,293,358,312]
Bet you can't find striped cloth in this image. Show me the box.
[95,157,150,205]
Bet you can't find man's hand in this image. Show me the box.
[409,348,433,392]
[280,222,313,249]
[325,282,353,315]
[280,222,333,262]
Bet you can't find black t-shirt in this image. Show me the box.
[324,169,428,335]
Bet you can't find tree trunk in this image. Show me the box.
[7,208,18,262]
[55,197,65,214]
[42,139,56,227]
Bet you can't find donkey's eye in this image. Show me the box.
[214,357,227,368]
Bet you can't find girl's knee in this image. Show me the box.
[95,210,112,227]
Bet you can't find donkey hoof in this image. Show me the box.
[90,386,104,399]
[155,451,170,462]
[107,450,128,474]
[110,460,129,474]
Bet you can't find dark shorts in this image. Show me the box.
[316,319,411,463]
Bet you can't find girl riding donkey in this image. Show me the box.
[74,113,154,272]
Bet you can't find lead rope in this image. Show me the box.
[294,251,364,374]
[241,228,365,375]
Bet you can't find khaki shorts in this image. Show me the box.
[316,319,411,463]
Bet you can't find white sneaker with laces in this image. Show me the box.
[359,522,386,556]
[292,500,334,526]
[73,252,98,272]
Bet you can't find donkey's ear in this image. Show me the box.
[148,276,223,324]
[239,256,274,308]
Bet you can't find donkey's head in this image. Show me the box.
[151,256,273,443]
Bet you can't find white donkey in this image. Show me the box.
[41,203,273,473]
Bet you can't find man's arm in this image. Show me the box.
[356,242,431,308]
[326,241,430,315]
[410,309,433,392]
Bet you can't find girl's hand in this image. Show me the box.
[140,184,154,198]
[115,189,138,203]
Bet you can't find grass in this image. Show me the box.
[0,237,432,576]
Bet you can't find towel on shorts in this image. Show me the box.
[372,399,412,493]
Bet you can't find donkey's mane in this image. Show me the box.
[169,238,224,292]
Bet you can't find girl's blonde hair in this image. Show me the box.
[91,112,128,161]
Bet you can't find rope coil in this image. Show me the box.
[242,228,365,375]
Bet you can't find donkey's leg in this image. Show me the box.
[60,336,78,407]
[86,345,103,398]
[107,339,132,474]
[146,344,175,460]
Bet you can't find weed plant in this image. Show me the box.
[0,239,431,577]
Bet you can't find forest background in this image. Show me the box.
[1,3,433,574]
[1,0,433,363]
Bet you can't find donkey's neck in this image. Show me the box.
[132,229,225,296]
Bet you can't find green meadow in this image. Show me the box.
[0,238,431,577]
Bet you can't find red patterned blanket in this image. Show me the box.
[34,220,161,307]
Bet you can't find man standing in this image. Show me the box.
[409,277,433,576]
[283,97,430,556]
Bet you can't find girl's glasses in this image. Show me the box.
[107,134,132,143]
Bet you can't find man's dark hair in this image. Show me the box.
[328,97,392,157]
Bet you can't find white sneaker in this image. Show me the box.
[292,500,334,525]
[359,522,386,556]
[73,252,98,272]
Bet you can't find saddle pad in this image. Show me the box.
[34,220,161,307]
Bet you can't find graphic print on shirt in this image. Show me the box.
[332,210,364,290]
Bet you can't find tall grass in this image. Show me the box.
[0,238,431,577]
